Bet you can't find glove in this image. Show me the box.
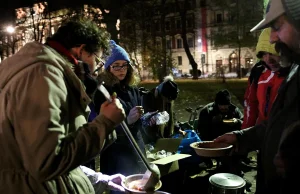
[79,166,126,193]
[106,174,126,192]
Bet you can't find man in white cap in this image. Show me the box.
[214,0,300,193]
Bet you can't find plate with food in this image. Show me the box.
[122,174,162,194]
[190,141,233,157]
[223,119,235,123]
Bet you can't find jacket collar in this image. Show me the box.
[46,40,79,65]
[286,63,299,83]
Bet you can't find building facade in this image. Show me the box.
[1,0,264,79]
[120,0,264,79]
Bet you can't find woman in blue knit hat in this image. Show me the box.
[93,40,146,192]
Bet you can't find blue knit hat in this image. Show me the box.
[104,40,130,69]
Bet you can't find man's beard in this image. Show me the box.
[275,42,300,67]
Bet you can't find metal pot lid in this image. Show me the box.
[209,173,246,189]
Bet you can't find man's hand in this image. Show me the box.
[214,132,237,145]
[214,132,238,154]
[107,174,126,192]
[100,95,125,125]
[214,132,238,155]
[127,106,144,125]
[232,118,238,123]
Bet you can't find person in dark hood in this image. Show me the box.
[93,40,146,194]
[197,89,244,183]
[139,75,179,144]
[197,89,244,141]
[214,0,300,193]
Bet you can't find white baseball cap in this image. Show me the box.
[250,0,285,32]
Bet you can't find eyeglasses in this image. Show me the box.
[111,64,129,71]
[93,53,105,67]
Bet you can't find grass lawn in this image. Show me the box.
[140,78,248,122]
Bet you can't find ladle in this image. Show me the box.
[97,83,161,191]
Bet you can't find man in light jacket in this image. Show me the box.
[0,18,126,193]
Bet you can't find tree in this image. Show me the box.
[175,0,199,80]
[120,0,175,82]
[118,0,153,80]
[16,2,50,43]
[206,0,264,77]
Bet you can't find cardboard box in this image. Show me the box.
[149,138,191,176]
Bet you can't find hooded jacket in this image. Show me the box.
[0,42,115,194]
[94,71,143,141]
[140,87,176,144]
[242,28,285,129]
[242,62,286,129]
[198,102,243,141]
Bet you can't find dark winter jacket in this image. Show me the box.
[235,63,300,193]
[93,72,146,176]
[140,87,175,144]
[198,102,243,141]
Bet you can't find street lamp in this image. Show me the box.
[6,26,15,34]
[4,26,16,57]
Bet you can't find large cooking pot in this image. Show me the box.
[208,173,246,194]
[121,174,163,194]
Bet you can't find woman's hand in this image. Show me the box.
[127,106,144,125]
